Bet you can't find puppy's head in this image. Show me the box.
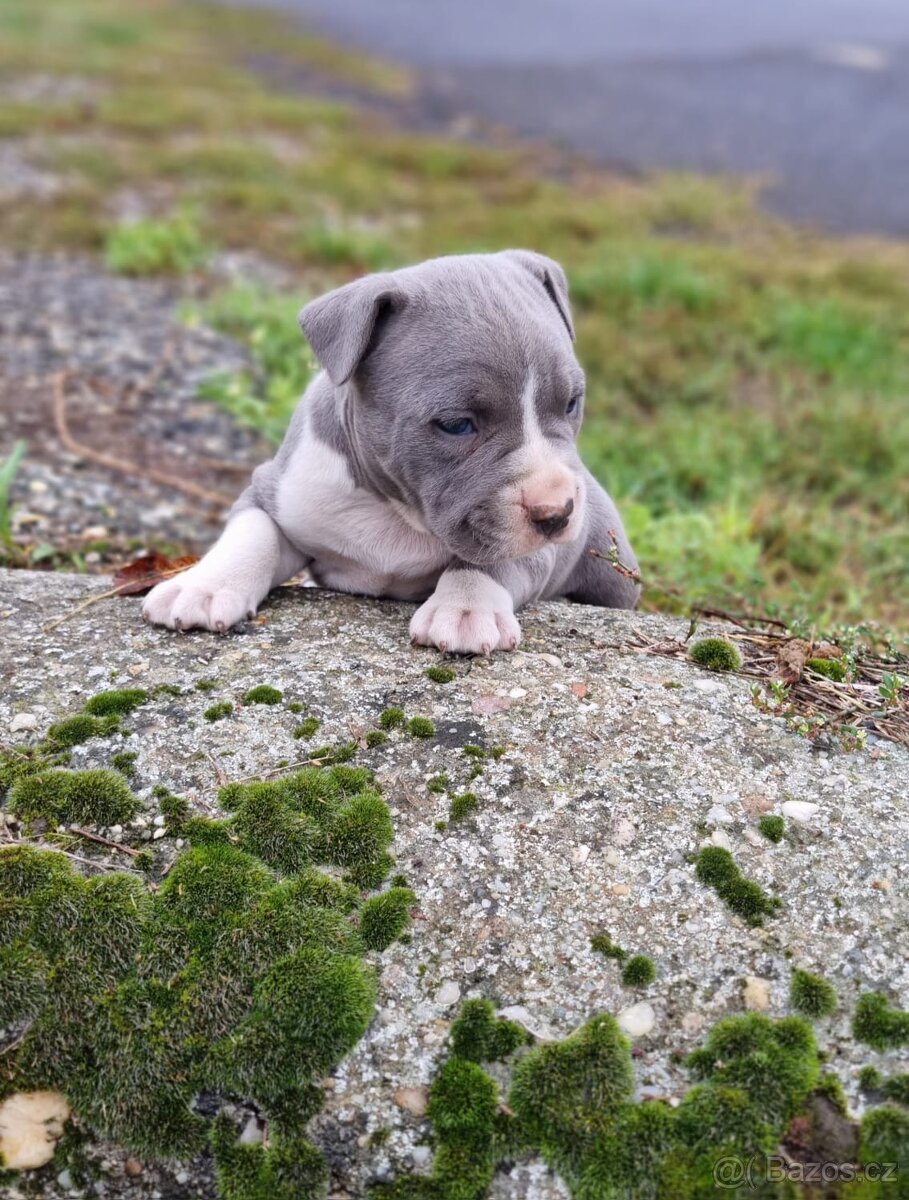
[299,250,586,566]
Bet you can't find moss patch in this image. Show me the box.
[242,685,283,706]
[8,767,140,826]
[758,814,785,843]
[806,656,847,682]
[359,887,415,951]
[407,717,435,739]
[83,688,149,717]
[0,756,409,1192]
[621,954,656,988]
[687,637,742,672]
[376,1007,825,1198]
[853,992,909,1051]
[449,792,479,823]
[378,708,406,730]
[589,932,627,961]
[789,968,837,1019]
[294,717,320,739]
[45,713,120,749]
[205,701,234,722]
[694,845,782,926]
[425,666,456,684]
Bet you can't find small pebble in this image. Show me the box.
[436,980,460,1007]
[394,1087,428,1116]
[617,1001,655,1037]
[781,800,819,823]
[9,713,37,732]
[743,976,771,1011]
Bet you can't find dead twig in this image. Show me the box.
[69,826,144,859]
[52,370,232,508]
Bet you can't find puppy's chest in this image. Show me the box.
[274,442,450,600]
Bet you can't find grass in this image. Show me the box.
[0,0,907,628]
[104,211,210,276]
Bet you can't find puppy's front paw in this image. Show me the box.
[142,570,257,634]
[409,571,521,655]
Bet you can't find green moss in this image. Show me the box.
[694,846,781,925]
[806,656,847,682]
[365,730,387,748]
[789,969,837,1019]
[449,792,479,823]
[450,998,529,1064]
[859,1065,884,1092]
[287,702,304,714]
[881,1073,909,1107]
[153,683,182,697]
[462,745,486,760]
[83,688,149,717]
[425,666,456,684]
[158,791,189,828]
[45,713,120,749]
[381,1005,831,1198]
[219,947,376,1105]
[183,815,233,846]
[196,679,217,693]
[230,785,316,875]
[489,746,506,760]
[621,954,656,988]
[111,750,138,779]
[8,767,140,826]
[359,887,415,950]
[0,944,47,1027]
[589,932,627,961]
[205,701,234,722]
[407,717,435,739]
[758,814,784,843]
[509,1014,635,1172]
[378,707,406,730]
[424,1058,499,1196]
[859,1105,909,1172]
[427,773,448,794]
[684,1014,819,1135]
[687,637,742,672]
[243,685,283,706]
[577,1102,678,1198]
[212,1115,328,1200]
[293,718,320,739]
[853,992,909,1051]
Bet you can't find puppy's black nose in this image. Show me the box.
[528,497,574,537]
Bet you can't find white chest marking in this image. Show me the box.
[274,423,450,598]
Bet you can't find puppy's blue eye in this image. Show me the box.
[435,417,476,436]
[566,394,582,416]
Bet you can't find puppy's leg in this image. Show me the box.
[560,480,641,609]
[142,506,308,633]
[409,566,523,655]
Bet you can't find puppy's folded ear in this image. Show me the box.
[299,274,407,386]
[502,249,575,341]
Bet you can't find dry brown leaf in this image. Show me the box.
[775,638,811,683]
[112,552,199,597]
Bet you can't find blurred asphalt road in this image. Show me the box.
[240,0,909,235]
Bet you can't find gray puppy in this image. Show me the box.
[143,250,639,653]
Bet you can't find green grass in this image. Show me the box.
[104,211,210,276]
[1,0,908,628]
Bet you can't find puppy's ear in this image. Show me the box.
[299,274,407,386]
[502,249,575,341]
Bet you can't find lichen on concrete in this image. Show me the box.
[0,570,907,1197]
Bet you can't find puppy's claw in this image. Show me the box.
[215,620,226,635]
[174,618,183,632]
[480,642,493,656]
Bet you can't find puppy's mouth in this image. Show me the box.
[457,483,585,565]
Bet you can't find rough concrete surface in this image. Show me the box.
[1,569,907,1198]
